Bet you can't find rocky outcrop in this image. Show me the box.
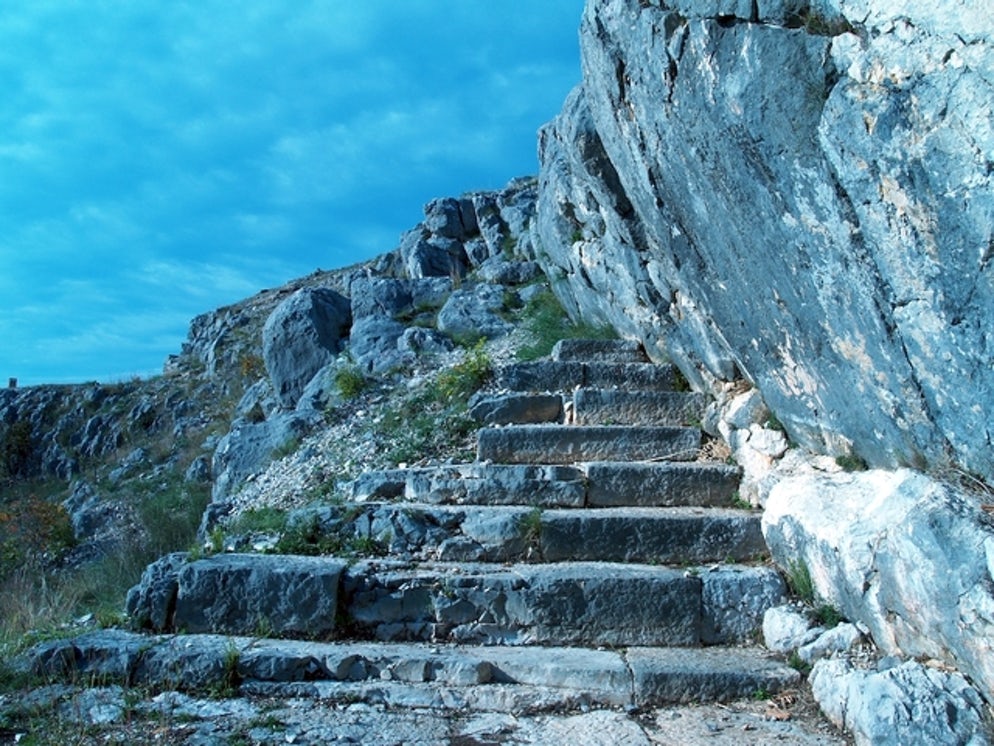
[763,468,994,698]
[535,0,994,482]
[262,287,351,409]
[810,658,989,746]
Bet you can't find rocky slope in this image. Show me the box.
[2,1,994,743]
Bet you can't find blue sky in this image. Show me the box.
[0,1,584,385]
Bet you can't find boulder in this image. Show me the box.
[399,228,468,279]
[762,604,822,654]
[347,315,411,374]
[210,411,319,504]
[436,284,513,341]
[172,554,346,637]
[763,468,994,698]
[424,196,476,239]
[810,658,989,746]
[262,287,351,409]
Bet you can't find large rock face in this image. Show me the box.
[535,0,994,481]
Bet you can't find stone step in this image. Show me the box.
[127,555,785,646]
[477,425,701,464]
[285,502,763,565]
[551,338,649,363]
[572,388,706,426]
[24,630,800,710]
[469,392,564,425]
[344,560,784,647]
[540,507,766,564]
[498,361,675,393]
[352,461,741,509]
[351,464,587,507]
[582,461,741,507]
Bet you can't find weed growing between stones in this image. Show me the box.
[514,289,616,361]
[785,559,815,603]
[812,603,843,629]
[835,453,868,472]
[334,363,368,399]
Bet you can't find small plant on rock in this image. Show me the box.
[786,559,815,603]
[334,363,368,400]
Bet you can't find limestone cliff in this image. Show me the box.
[536,0,994,481]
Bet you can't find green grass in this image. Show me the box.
[334,363,368,399]
[835,453,868,472]
[785,559,815,603]
[515,289,616,361]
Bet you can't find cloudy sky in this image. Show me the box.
[0,1,584,385]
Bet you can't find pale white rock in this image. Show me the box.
[810,657,989,746]
[797,623,863,664]
[723,389,770,431]
[763,605,822,654]
[764,468,994,698]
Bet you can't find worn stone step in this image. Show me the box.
[550,338,649,363]
[24,630,799,710]
[572,388,706,426]
[469,392,564,425]
[498,361,675,393]
[350,464,587,507]
[540,507,766,564]
[286,502,763,565]
[582,461,741,507]
[343,560,784,647]
[126,553,347,638]
[477,425,701,464]
[128,554,782,645]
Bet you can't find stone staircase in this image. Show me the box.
[24,339,799,712]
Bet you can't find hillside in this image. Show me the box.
[2,1,994,744]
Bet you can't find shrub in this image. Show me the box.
[835,453,868,472]
[435,342,491,404]
[0,421,35,479]
[334,364,368,399]
[785,559,815,603]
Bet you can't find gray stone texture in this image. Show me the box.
[763,468,994,699]
[539,507,766,565]
[403,464,587,508]
[810,658,990,746]
[498,361,675,393]
[262,287,351,409]
[629,646,801,705]
[343,561,703,646]
[469,393,564,425]
[583,461,741,507]
[551,338,648,363]
[477,424,701,464]
[172,554,346,638]
[536,0,994,482]
[573,388,705,426]
[436,283,513,341]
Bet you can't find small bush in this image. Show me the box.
[435,342,491,404]
[334,364,368,400]
[229,507,287,535]
[835,453,868,472]
[813,603,843,628]
[272,437,300,461]
[1,420,35,479]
